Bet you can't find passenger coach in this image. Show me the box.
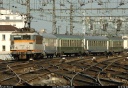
[83,36,109,55]
[54,34,84,57]
[42,33,57,58]
[108,36,123,54]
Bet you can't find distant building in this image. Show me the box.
[0,25,18,60]
[0,7,26,28]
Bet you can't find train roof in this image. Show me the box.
[84,36,108,40]
[107,36,123,40]
[11,32,39,35]
[42,33,57,39]
[54,34,83,39]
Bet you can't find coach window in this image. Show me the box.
[90,41,92,46]
[74,40,76,47]
[65,40,67,47]
[93,41,95,46]
[62,40,63,46]
[71,40,72,46]
[53,39,56,46]
[91,41,93,46]
[68,40,70,47]
[121,42,123,46]
[75,40,77,47]
[66,40,68,47]
[105,41,106,46]
[96,41,97,46]
[63,40,65,47]
[119,41,121,46]
[102,41,104,46]
[78,40,80,47]
[97,41,98,46]
[118,41,120,46]
[23,35,30,40]
[116,41,118,46]
[76,40,78,47]
[105,41,107,46]
[99,41,101,46]
[88,41,91,46]
[61,40,63,46]
[2,34,5,41]
[72,40,74,47]
[70,40,71,46]
[97,41,99,46]
[93,41,94,46]
[67,40,69,47]
[115,41,117,47]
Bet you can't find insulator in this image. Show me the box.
[98,0,103,5]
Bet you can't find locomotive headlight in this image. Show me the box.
[27,46,30,49]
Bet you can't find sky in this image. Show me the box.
[2,0,128,35]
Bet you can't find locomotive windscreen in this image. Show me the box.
[23,35,30,40]
[13,35,22,40]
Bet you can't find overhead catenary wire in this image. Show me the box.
[1,0,128,35]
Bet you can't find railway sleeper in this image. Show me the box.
[99,78,124,85]
[74,79,99,86]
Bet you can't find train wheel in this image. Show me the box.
[14,57,18,61]
[51,55,54,58]
[41,54,44,59]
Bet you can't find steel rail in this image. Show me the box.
[97,58,124,86]
[70,56,126,86]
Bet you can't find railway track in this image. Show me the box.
[0,56,127,86]
[58,57,127,85]
[70,56,128,86]
[0,58,72,86]
[97,57,125,86]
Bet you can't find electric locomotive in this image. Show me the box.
[10,27,43,60]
